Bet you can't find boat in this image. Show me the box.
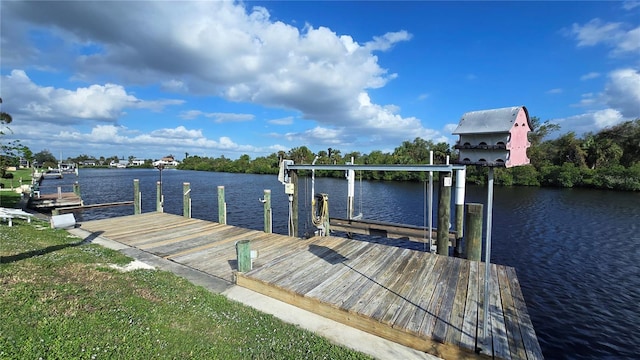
[60,163,78,175]
[43,168,63,179]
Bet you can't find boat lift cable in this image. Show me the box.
[303,176,310,238]
[423,180,427,252]
[358,170,363,219]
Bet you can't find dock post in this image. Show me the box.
[291,170,299,237]
[133,179,141,215]
[218,186,226,225]
[437,172,452,256]
[236,240,251,272]
[156,181,163,212]
[73,182,81,197]
[263,189,272,233]
[57,186,62,199]
[454,168,466,256]
[183,182,191,218]
[464,203,483,261]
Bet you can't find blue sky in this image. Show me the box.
[1,1,639,161]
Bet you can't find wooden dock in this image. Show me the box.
[29,192,83,210]
[79,212,543,360]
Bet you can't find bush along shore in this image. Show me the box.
[0,220,371,359]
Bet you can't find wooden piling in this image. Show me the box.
[437,173,452,256]
[73,182,81,197]
[218,185,226,225]
[464,203,483,261]
[133,179,141,215]
[236,240,251,272]
[156,181,163,212]
[183,182,191,218]
[263,189,272,233]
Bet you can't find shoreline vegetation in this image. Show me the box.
[174,118,640,191]
[0,220,371,359]
[7,118,640,192]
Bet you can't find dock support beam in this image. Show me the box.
[464,203,483,261]
[156,181,163,212]
[218,186,226,225]
[183,182,191,218]
[133,179,141,215]
[263,189,272,233]
[437,172,452,256]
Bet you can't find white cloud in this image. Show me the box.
[593,108,624,128]
[604,68,640,118]
[1,70,182,123]
[580,72,600,81]
[268,116,294,125]
[569,18,640,56]
[179,111,254,123]
[622,1,640,10]
[1,1,443,149]
[546,88,563,94]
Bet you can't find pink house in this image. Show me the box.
[452,106,531,168]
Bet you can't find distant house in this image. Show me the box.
[82,160,97,167]
[109,160,127,168]
[130,158,146,166]
[453,106,532,168]
[152,155,179,168]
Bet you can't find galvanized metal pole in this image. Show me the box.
[483,167,495,342]
[347,157,355,219]
[291,170,299,237]
[455,168,466,255]
[428,151,434,252]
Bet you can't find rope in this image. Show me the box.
[311,193,329,228]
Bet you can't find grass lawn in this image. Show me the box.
[1,168,33,208]
[0,221,371,359]
[1,168,33,189]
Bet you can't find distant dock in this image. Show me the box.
[79,212,543,359]
[28,174,83,211]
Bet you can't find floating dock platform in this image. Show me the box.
[79,212,543,359]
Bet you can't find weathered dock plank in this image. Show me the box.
[79,212,542,360]
[446,259,470,346]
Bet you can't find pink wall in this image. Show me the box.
[507,109,531,167]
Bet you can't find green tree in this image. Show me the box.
[553,132,587,167]
[287,146,314,164]
[34,149,58,168]
[1,97,15,177]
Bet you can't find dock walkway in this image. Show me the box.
[79,212,542,360]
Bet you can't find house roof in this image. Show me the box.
[452,106,530,134]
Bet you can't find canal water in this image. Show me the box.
[45,168,640,359]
